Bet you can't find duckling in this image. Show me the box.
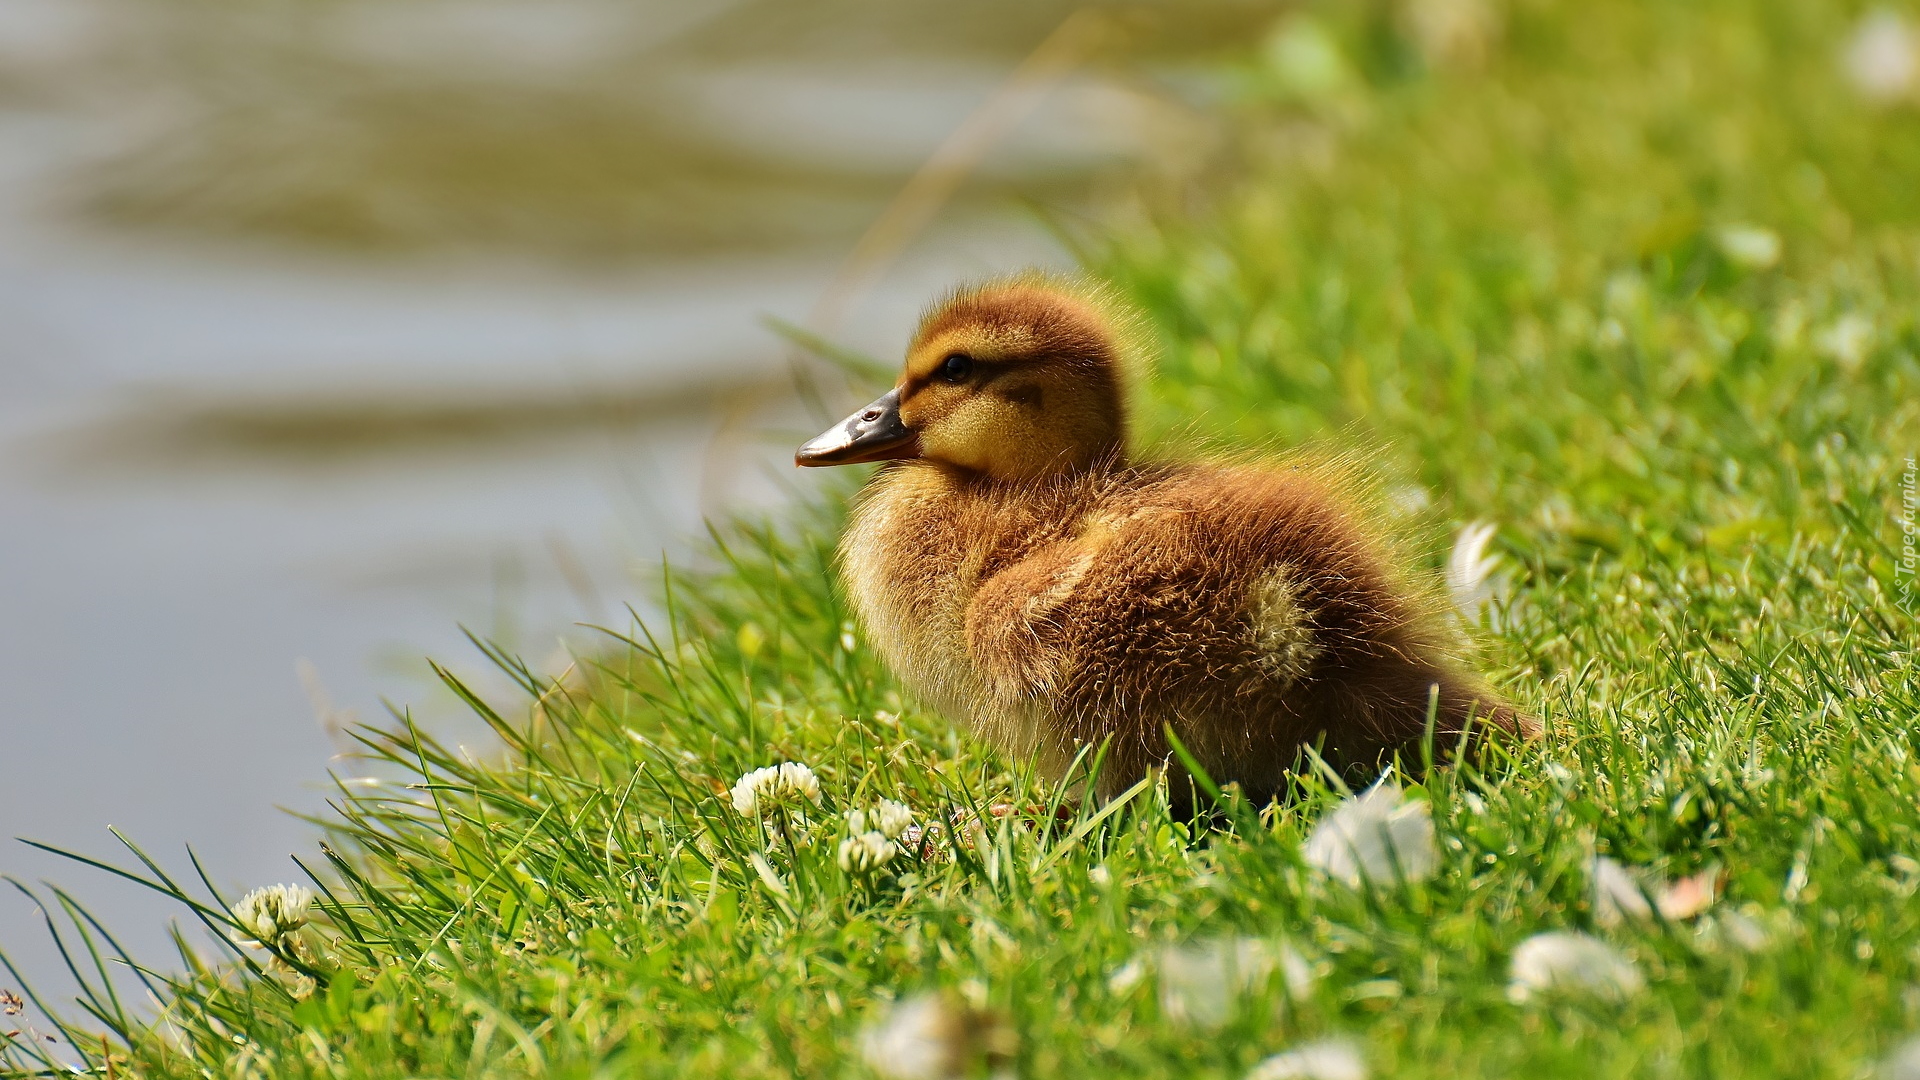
[796,276,1535,806]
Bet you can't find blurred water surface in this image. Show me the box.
[0,0,1264,1003]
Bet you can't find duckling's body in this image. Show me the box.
[800,277,1532,804]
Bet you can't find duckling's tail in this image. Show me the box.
[1413,669,1541,765]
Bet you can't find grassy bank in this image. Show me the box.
[5,0,1919,1076]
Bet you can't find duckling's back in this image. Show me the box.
[842,458,1531,805]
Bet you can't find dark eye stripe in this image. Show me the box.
[899,356,1016,400]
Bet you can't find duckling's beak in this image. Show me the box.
[795,388,919,467]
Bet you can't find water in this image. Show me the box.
[0,0,1212,1011]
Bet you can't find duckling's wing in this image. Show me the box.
[964,538,1101,701]
[960,470,1523,775]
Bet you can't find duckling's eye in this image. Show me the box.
[937,354,974,384]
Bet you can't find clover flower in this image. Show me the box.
[846,799,914,840]
[1156,937,1313,1028]
[729,762,822,817]
[1302,782,1438,889]
[1591,857,1654,927]
[1401,0,1498,70]
[1507,931,1644,1003]
[1816,313,1877,369]
[873,799,914,839]
[231,884,313,951]
[1844,9,1918,104]
[1247,1038,1368,1080]
[860,993,1013,1080]
[1699,906,1774,953]
[1882,1035,1920,1080]
[862,995,955,1080]
[1715,224,1782,271]
[839,831,898,874]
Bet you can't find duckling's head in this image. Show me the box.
[796,278,1130,481]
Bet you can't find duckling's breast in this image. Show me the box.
[840,461,1085,761]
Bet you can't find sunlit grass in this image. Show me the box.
[4,0,1920,1076]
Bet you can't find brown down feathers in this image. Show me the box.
[829,275,1536,807]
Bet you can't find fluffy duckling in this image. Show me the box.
[797,277,1534,806]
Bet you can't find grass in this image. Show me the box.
[5,0,1920,1076]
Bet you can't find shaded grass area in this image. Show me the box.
[5,0,1920,1076]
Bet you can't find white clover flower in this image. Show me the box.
[1158,937,1313,1028]
[1401,0,1498,69]
[1699,906,1772,953]
[1844,9,1919,103]
[1715,224,1782,271]
[1507,931,1644,1003]
[1247,1038,1368,1080]
[860,993,1012,1080]
[1263,16,1352,98]
[873,799,914,840]
[1883,1035,1920,1080]
[729,762,822,816]
[861,994,957,1080]
[1816,313,1877,369]
[1106,957,1147,995]
[839,831,898,874]
[231,884,313,950]
[1303,782,1438,889]
[1445,521,1501,621]
[1388,484,1433,517]
[1591,857,1654,927]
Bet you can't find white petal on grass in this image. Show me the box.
[1591,857,1654,927]
[1816,313,1877,369]
[231,884,313,950]
[861,995,957,1080]
[1445,521,1501,620]
[1303,783,1438,889]
[1388,483,1433,517]
[1263,16,1353,98]
[1844,9,1919,103]
[839,831,898,874]
[1247,1039,1368,1080]
[1700,907,1772,953]
[860,993,1012,1080]
[1107,957,1147,995]
[729,762,823,816]
[1508,931,1645,1003]
[1158,937,1313,1028]
[1715,223,1782,270]
[1656,867,1720,920]
[1882,1035,1920,1080]
[1401,0,1499,69]
[1594,857,1721,926]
